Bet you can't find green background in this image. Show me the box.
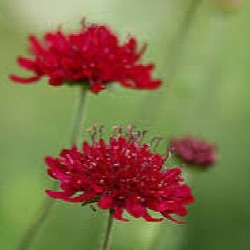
[1,0,250,249]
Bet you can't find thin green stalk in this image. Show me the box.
[166,0,202,82]
[177,13,228,132]
[70,87,89,145]
[138,0,202,125]
[101,210,114,250]
[17,87,89,250]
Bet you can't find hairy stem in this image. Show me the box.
[17,87,89,250]
[101,210,114,250]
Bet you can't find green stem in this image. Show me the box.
[17,196,55,250]
[17,87,89,250]
[167,0,202,81]
[101,210,114,250]
[138,0,202,125]
[70,87,89,145]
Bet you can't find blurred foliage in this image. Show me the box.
[1,0,250,249]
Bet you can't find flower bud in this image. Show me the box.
[170,136,218,168]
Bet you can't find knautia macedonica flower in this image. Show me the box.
[170,136,218,167]
[10,22,162,93]
[45,126,194,223]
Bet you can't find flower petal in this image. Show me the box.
[46,190,74,199]
[98,196,114,209]
[162,213,186,224]
[126,204,145,218]
[17,57,39,72]
[9,75,41,84]
[143,210,163,222]
[113,208,129,222]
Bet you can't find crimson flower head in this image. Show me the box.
[10,21,161,93]
[45,125,194,223]
[170,136,218,167]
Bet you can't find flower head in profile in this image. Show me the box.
[170,136,218,167]
[10,21,161,93]
[45,125,194,223]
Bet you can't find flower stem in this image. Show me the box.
[101,210,114,250]
[17,87,89,250]
[137,0,202,125]
[166,0,202,81]
[70,87,89,145]
[17,196,55,250]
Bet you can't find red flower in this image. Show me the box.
[45,126,194,223]
[10,23,161,93]
[170,136,218,167]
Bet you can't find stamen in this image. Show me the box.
[164,149,172,162]
[86,124,98,143]
[139,130,148,144]
[80,17,87,29]
[150,137,164,152]
[126,125,136,138]
[128,131,141,143]
[99,125,105,139]
[112,125,123,136]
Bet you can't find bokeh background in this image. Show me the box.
[1,0,250,249]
